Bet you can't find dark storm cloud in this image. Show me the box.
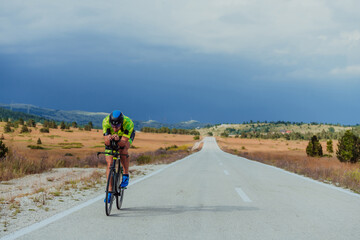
[1,1,360,124]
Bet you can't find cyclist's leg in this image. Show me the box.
[105,154,114,191]
[120,141,130,174]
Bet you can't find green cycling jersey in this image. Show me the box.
[102,114,134,144]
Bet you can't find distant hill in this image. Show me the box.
[0,107,48,123]
[0,103,108,127]
[0,103,210,130]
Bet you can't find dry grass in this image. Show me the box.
[0,123,198,181]
[130,144,197,165]
[218,137,360,193]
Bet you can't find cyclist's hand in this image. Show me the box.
[104,135,112,146]
[111,134,120,141]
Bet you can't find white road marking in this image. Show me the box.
[224,170,230,175]
[0,152,203,240]
[235,188,252,202]
[220,151,360,199]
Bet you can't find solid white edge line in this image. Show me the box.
[221,151,360,199]
[235,188,252,202]
[224,170,230,175]
[1,151,203,240]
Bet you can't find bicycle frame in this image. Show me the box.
[97,147,128,216]
[97,149,128,194]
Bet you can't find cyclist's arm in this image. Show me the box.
[103,128,112,146]
[103,116,111,146]
[119,136,129,147]
[120,116,134,146]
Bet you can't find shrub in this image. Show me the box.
[40,127,50,133]
[336,130,360,163]
[0,140,8,158]
[4,122,12,133]
[220,132,229,137]
[193,135,200,140]
[136,155,152,165]
[207,132,213,136]
[27,119,36,127]
[20,125,30,133]
[37,138,42,145]
[165,145,178,151]
[27,145,45,150]
[0,134,4,140]
[327,139,333,153]
[306,135,323,157]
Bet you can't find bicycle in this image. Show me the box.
[97,141,128,216]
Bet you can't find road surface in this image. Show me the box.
[4,137,360,239]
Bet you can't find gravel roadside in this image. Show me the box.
[0,164,166,237]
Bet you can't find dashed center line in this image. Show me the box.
[224,170,229,175]
[235,188,252,202]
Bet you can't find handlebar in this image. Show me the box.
[97,139,129,158]
[97,151,128,157]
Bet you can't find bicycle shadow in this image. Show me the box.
[109,205,259,218]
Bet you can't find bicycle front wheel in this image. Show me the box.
[105,170,115,216]
[116,173,124,210]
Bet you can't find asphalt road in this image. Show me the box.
[6,137,360,239]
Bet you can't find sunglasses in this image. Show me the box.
[111,122,121,127]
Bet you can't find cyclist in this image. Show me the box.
[103,110,135,202]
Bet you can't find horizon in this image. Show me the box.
[1,1,359,124]
[1,102,359,126]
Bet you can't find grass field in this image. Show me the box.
[0,122,199,181]
[217,137,360,193]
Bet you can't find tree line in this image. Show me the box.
[223,126,354,140]
[141,127,200,135]
[1,118,94,133]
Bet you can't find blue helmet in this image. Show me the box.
[109,110,123,127]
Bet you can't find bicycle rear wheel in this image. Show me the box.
[105,170,115,216]
[116,173,124,210]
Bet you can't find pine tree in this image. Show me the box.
[336,130,360,163]
[50,121,58,129]
[72,122,78,128]
[18,118,24,125]
[327,139,334,153]
[306,135,323,157]
[4,122,12,133]
[37,138,42,145]
[0,140,8,158]
[60,121,66,130]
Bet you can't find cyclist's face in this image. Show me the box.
[111,124,121,132]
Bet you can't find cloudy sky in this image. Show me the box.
[0,0,359,124]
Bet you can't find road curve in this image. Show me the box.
[5,137,360,240]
